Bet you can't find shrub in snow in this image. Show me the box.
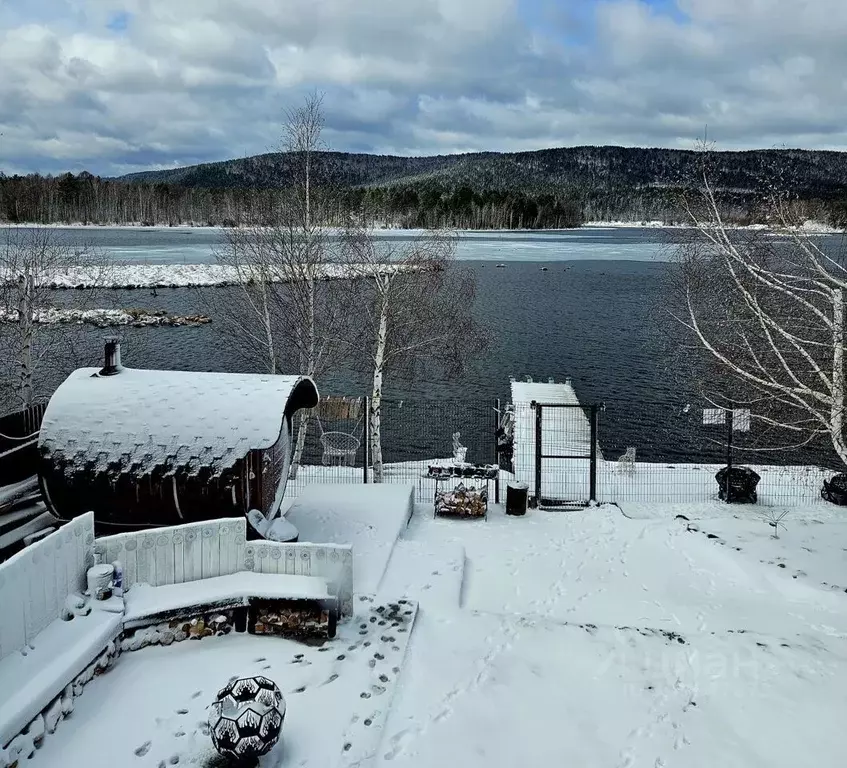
[209,676,285,761]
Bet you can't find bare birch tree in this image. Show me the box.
[662,149,847,467]
[340,222,488,482]
[204,92,344,477]
[0,226,109,408]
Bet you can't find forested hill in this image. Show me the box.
[118,146,847,198]
[3,146,847,228]
[115,145,847,226]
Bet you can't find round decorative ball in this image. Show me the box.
[209,676,285,761]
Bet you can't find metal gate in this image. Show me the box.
[530,401,600,508]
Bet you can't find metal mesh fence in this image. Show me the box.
[596,398,840,508]
[283,397,499,503]
[285,394,844,510]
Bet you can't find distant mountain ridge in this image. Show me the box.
[117,145,847,200]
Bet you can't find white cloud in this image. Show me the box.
[1,0,846,175]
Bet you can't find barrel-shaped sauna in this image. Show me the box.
[37,341,318,532]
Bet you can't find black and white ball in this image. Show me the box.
[209,676,285,760]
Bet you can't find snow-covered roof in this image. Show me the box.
[38,367,318,478]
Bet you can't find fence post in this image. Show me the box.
[725,408,734,502]
[533,401,542,507]
[494,397,501,504]
[589,404,598,504]
[363,396,370,484]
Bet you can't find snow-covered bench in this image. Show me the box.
[0,608,122,751]
[97,518,353,641]
[123,571,340,638]
[0,513,123,753]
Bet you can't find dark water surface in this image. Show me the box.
[14,226,843,465]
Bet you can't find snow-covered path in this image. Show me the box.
[376,503,847,768]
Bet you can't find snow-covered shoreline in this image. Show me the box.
[4,220,843,234]
[0,308,211,327]
[0,262,430,289]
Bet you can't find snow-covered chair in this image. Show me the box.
[617,447,636,474]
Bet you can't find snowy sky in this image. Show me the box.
[1,0,846,176]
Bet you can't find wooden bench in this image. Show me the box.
[123,572,340,639]
[0,609,122,750]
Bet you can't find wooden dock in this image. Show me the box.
[510,378,601,503]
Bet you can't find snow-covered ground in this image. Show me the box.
[27,494,847,768]
[377,502,847,768]
[28,599,418,768]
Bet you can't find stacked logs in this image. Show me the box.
[435,484,487,518]
[251,598,337,640]
[120,611,235,652]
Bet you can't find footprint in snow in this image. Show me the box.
[134,741,152,757]
[176,709,189,715]
[190,691,202,699]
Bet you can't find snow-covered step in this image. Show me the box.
[377,539,465,611]
[284,484,414,595]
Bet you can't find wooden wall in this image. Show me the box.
[0,512,93,661]
[96,518,354,616]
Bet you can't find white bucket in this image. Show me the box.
[87,564,114,600]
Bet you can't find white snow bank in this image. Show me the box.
[1,262,430,289]
[0,308,210,327]
[584,219,844,234]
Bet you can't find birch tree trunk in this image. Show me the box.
[289,410,311,480]
[831,287,846,464]
[18,273,34,407]
[261,281,276,374]
[370,306,389,483]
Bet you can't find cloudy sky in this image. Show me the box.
[1,0,846,176]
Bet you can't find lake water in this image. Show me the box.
[12,226,841,466]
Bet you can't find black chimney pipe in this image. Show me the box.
[99,337,123,376]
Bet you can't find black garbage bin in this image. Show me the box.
[715,466,760,503]
[506,482,529,516]
[821,474,847,505]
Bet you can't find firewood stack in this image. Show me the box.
[435,483,487,518]
[250,598,338,639]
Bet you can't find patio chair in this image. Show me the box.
[315,396,365,467]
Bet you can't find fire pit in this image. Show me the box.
[821,473,847,505]
[715,466,760,504]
